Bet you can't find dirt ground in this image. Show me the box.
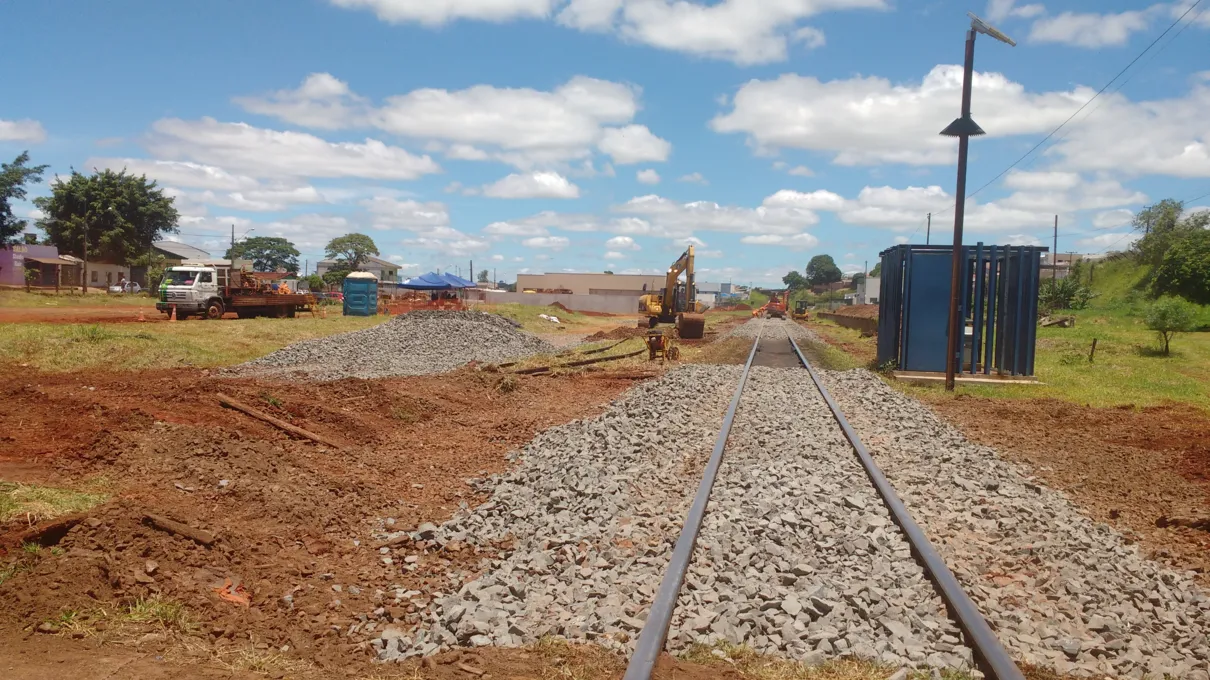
[927,395,1210,582]
[0,306,161,324]
[0,362,645,676]
[827,304,878,320]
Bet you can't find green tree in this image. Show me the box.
[604,270,614,275]
[226,236,300,274]
[321,263,352,286]
[303,274,326,291]
[1,152,49,245]
[477,269,489,283]
[805,254,843,286]
[34,168,179,263]
[851,272,866,287]
[1145,297,1196,356]
[1152,228,1210,306]
[324,233,378,272]
[869,262,882,278]
[1131,199,1196,269]
[782,270,808,290]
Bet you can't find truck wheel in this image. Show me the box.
[206,299,225,319]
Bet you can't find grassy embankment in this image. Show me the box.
[0,314,386,372]
[809,257,1210,410]
[0,289,156,307]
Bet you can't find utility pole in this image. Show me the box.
[470,259,474,282]
[231,224,235,252]
[926,213,931,245]
[1052,215,1058,279]
[82,217,89,295]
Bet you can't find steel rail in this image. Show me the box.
[786,333,1025,680]
[621,326,763,680]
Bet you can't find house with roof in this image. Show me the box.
[317,255,399,282]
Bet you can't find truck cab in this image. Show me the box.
[157,265,229,319]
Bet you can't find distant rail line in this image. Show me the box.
[622,321,1025,680]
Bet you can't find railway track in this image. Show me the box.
[622,319,1025,680]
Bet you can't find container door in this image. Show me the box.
[902,250,952,373]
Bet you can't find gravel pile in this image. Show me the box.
[229,311,554,380]
[369,365,738,660]
[817,368,1210,679]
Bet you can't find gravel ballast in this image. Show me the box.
[371,324,974,673]
[816,366,1210,679]
[229,310,554,380]
[369,364,738,659]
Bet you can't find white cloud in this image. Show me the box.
[787,165,815,177]
[183,185,328,212]
[329,0,557,25]
[1003,234,1044,247]
[894,235,909,244]
[598,125,672,165]
[483,220,550,237]
[678,172,707,184]
[673,236,707,248]
[985,0,1047,21]
[714,65,1210,178]
[763,189,846,211]
[233,73,369,129]
[374,76,646,169]
[146,118,440,180]
[331,0,889,65]
[1077,232,1140,250]
[603,250,626,260]
[1093,208,1135,229]
[88,158,258,191]
[605,235,641,250]
[490,254,505,261]
[559,0,886,65]
[713,66,1084,166]
[1028,10,1154,48]
[0,119,47,143]
[739,233,820,249]
[523,236,571,249]
[362,196,452,231]
[1003,170,1082,191]
[636,169,660,185]
[480,171,581,199]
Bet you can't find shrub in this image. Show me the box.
[1038,277,1096,314]
[1144,297,1196,356]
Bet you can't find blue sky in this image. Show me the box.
[2,0,1208,286]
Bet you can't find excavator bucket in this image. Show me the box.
[677,313,706,340]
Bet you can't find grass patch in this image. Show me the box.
[215,647,311,676]
[0,290,157,308]
[0,313,386,372]
[803,321,874,371]
[475,302,606,333]
[0,481,109,525]
[680,643,974,680]
[124,596,193,632]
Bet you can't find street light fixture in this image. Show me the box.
[941,12,1015,392]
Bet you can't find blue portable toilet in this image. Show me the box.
[342,271,378,316]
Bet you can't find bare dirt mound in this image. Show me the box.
[929,396,1210,582]
[0,366,637,672]
[828,304,878,319]
[584,325,648,341]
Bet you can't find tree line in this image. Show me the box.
[1,150,383,288]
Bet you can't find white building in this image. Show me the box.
[317,255,400,282]
[854,276,881,305]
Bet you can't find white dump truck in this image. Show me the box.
[156,261,313,319]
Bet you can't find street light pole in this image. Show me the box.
[941,13,1015,392]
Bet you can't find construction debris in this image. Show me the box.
[217,393,345,450]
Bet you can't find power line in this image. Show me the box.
[924,0,1204,221]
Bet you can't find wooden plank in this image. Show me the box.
[217,394,345,450]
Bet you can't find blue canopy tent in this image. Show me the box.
[399,272,445,290]
[440,273,476,288]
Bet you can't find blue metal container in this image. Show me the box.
[876,243,1046,377]
[342,272,378,316]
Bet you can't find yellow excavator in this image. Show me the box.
[638,245,706,340]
